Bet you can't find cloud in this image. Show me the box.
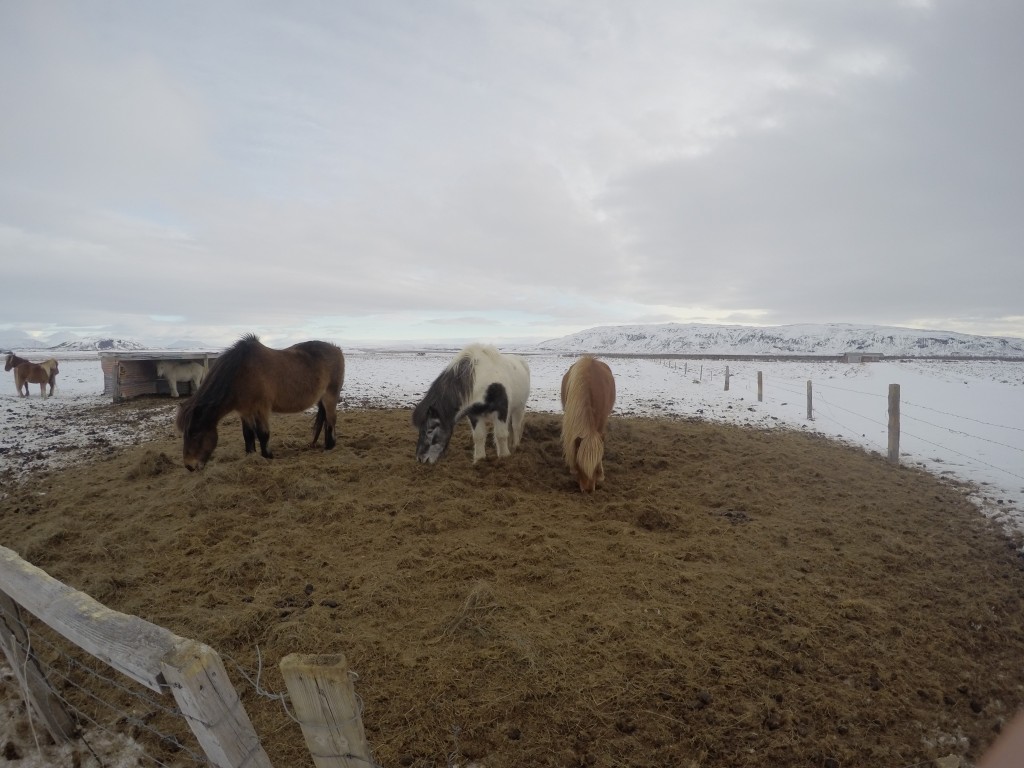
[0,1,1021,343]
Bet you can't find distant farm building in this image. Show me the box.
[840,352,884,363]
[100,351,219,402]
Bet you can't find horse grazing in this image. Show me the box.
[560,355,616,493]
[6,353,32,395]
[174,334,344,471]
[156,359,206,398]
[14,359,60,398]
[413,344,530,464]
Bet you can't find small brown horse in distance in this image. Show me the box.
[175,334,345,471]
[14,358,59,398]
[5,353,31,395]
[560,355,616,493]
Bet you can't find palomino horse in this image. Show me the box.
[560,355,616,492]
[156,359,206,398]
[14,359,60,398]
[5,353,31,395]
[413,343,530,464]
[175,334,345,471]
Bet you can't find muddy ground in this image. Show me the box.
[1,400,1023,767]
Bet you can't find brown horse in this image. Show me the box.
[175,334,345,471]
[5,353,32,395]
[560,356,616,493]
[14,359,59,398]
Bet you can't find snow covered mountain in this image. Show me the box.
[536,323,1024,358]
[47,338,148,352]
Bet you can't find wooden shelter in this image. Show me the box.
[99,351,219,402]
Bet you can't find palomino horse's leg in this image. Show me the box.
[168,379,179,398]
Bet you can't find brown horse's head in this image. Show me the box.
[176,400,218,471]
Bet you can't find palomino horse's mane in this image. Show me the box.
[411,354,474,428]
[561,355,616,492]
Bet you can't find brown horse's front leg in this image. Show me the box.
[255,414,273,458]
[241,420,258,453]
[311,401,337,450]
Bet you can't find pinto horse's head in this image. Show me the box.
[176,401,218,471]
[414,406,453,464]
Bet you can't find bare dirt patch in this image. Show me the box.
[1,402,1023,767]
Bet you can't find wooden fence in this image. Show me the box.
[0,545,376,768]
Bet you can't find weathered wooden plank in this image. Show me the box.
[162,640,273,768]
[0,590,77,744]
[0,545,179,691]
[280,653,374,768]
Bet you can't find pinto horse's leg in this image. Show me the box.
[509,406,526,451]
[469,417,490,463]
[493,417,511,458]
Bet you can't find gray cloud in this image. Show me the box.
[1,1,1021,345]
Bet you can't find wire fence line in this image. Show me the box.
[661,360,1024,488]
[3,601,210,767]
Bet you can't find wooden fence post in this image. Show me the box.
[888,383,901,465]
[0,591,76,744]
[724,365,730,391]
[806,380,813,420]
[757,371,763,402]
[161,640,273,768]
[280,653,374,768]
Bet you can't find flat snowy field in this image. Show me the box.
[3,350,1022,536]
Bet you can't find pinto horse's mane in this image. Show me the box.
[411,354,475,429]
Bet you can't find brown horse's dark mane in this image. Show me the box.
[5,353,30,371]
[175,334,260,434]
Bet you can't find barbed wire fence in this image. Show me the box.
[1,585,384,768]
[649,358,1024,496]
[0,542,383,768]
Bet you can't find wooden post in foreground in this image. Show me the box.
[888,383,901,465]
[0,591,76,744]
[162,640,273,768]
[806,380,813,420]
[280,653,374,768]
[724,365,730,391]
[757,371,763,402]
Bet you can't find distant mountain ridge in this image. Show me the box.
[536,323,1024,358]
[48,338,149,352]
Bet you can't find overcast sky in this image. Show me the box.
[1,1,1021,347]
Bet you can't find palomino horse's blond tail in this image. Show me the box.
[561,356,615,493]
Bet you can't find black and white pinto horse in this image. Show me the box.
[413,344,530,464]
